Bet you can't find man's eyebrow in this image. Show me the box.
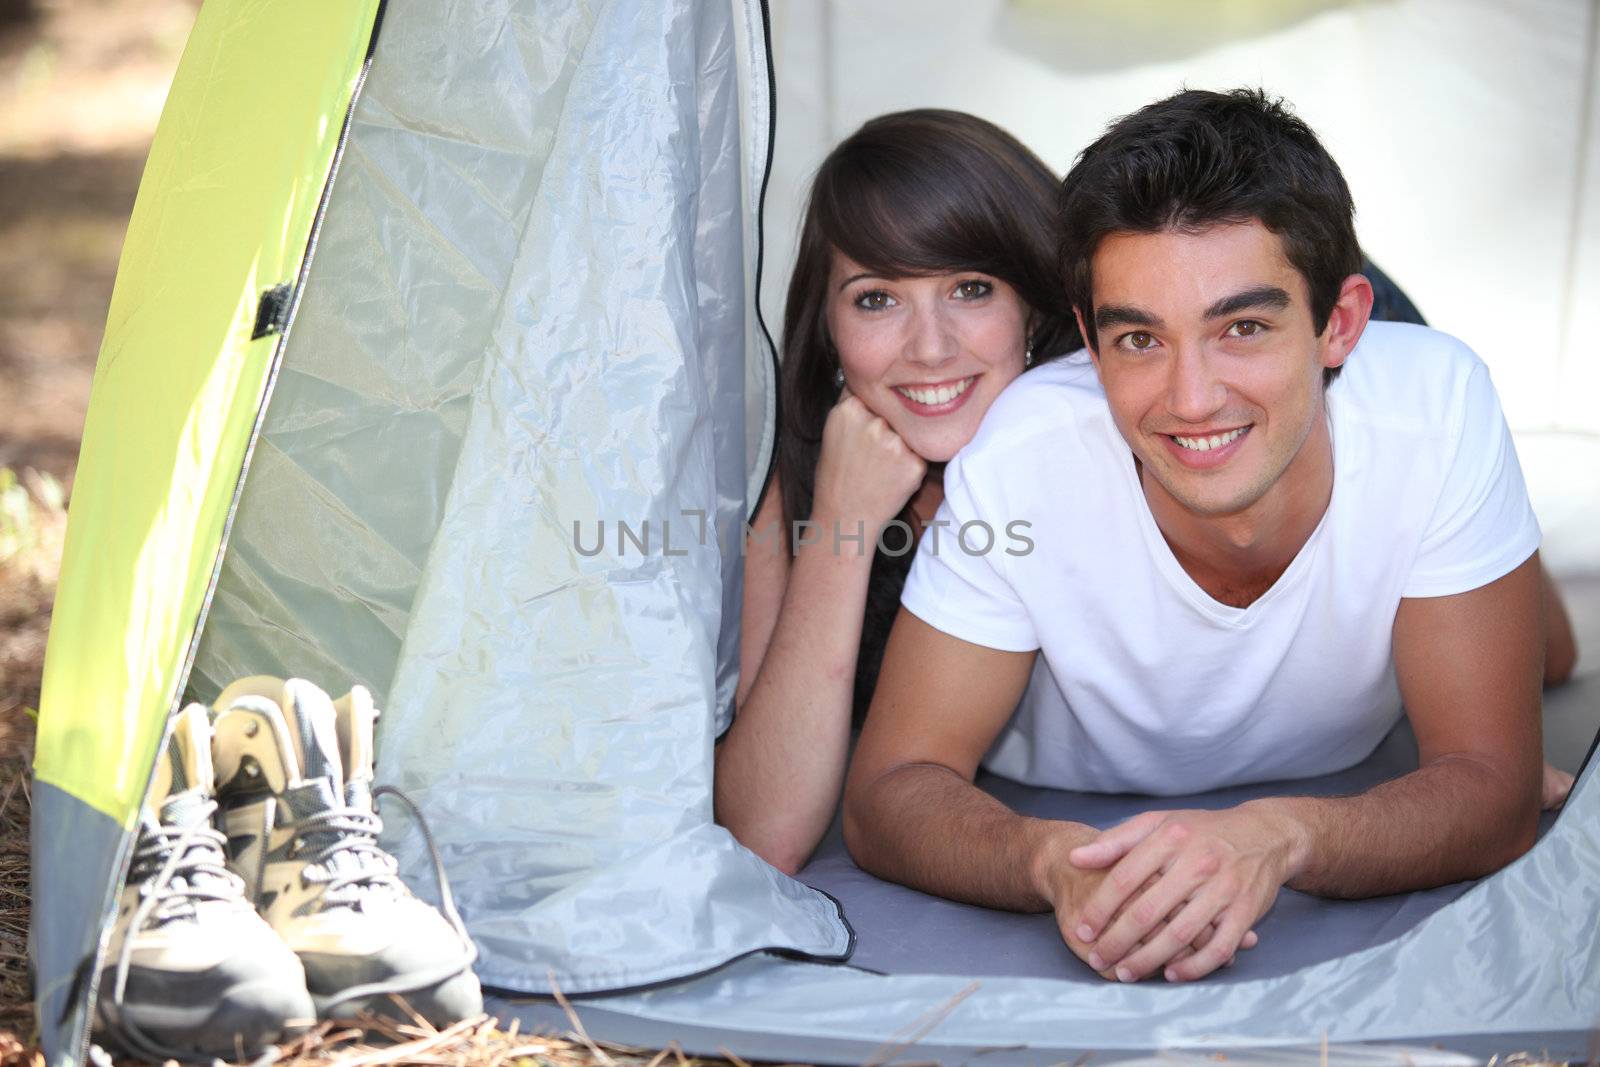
[1094,304,1162,332]
[1204,286,1291,320]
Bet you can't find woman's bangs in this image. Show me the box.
[817,161,1008,281]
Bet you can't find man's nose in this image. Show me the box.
[1166,345,1227,422]
[903,304,958,368]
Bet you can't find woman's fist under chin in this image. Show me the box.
[811,388,928,537]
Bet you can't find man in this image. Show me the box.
[842,88,1553,985]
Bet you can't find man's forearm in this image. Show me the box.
[843,761,1096,912]
[1256,753,1541,898]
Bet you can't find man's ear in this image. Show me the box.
[1321,273,1374,372]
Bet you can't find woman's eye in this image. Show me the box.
[1227,320,1264,338]
[954,280,993,300]
[854,289,895,311]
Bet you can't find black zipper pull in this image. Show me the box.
[250,283,293,340]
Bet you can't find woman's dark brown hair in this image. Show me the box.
[770,109,1078,716]
[775,108,1078,536]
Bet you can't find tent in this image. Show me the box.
[28,1,1600,1064]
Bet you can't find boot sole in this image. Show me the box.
[97,974,317,1059]
[313,968,483,1027]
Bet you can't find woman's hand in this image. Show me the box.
[811,388,927,539]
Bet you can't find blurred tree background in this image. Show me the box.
[0,1,37,34]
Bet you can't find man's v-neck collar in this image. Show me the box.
[1106,405,1339,627]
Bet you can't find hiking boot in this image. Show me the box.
[96,704,314,1060]
[210,676,481,1025]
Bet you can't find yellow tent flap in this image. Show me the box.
[34,0,384,826]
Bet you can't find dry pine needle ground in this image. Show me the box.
[0,470,754,1066]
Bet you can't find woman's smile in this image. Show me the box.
[892,374,979,415]
[826,254,1031,462]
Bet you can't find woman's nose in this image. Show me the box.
[903,304,958,368]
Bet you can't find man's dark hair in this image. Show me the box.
[1059,88,1361,382]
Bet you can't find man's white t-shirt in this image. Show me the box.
[900,322,1541,796]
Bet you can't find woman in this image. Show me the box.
[717,111,1579,876]
[714,110,1079,874]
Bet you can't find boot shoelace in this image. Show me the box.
[106,799,265,1067]
[102,787,475,1061]
[288,805,404,906]
[286,784,479,1014]
[117,800,243,965]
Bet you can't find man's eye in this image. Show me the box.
[854,289,894,311]
[954,280,992,300]
[1119,331,1157,351]
[1227,320,1265,337]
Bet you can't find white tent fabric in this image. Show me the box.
[763,0,1600,436]
[190,0,851,995]
[370,0,851,990]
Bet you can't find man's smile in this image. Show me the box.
[1160,424,1253,468]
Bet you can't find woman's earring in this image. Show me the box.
[1023,344,1035,368]
[834,367,846,388]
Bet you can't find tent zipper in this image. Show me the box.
[719,0,782,741]
[748,0,782,524]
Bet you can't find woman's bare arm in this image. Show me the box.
[714,474,877,874]
[716,393,927,874]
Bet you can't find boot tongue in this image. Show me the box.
[211,676,345,791]
[172,704,214,794]
[158,788,212,830]
[281,772,396,905]
[282,776,341,819]
[282,678,345,792]
[344,778,373,810]
[333,686,377,788]
[144,739,175,819]
[140,707,233,913]
[145,705,213,819]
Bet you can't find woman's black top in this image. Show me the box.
[852,527,918,723]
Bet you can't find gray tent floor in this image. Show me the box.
[799,727,1513,984]
[492,574,1599,1063]
[493,1000,1594,1067]
[797,573,1599,986]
